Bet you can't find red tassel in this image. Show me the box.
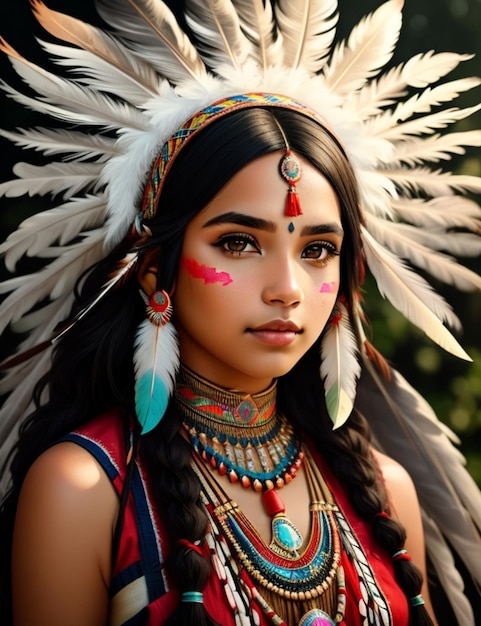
[285,189,302,216]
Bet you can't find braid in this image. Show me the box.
[279,343,434,626]
[140,405,220,626]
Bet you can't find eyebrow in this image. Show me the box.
[202,211,344,237]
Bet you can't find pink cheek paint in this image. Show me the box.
[182,257,233,286]
[319,281,337,294]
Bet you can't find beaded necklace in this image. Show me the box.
[175,366,393,626]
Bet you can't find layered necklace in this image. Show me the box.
[175,366,346,625]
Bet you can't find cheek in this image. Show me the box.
[181,257,233,286]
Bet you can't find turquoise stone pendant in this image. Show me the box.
[270,513,303,557]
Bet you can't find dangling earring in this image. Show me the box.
[319,298,361,430]
[133,290,179,434]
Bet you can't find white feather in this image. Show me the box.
[348,52,474,118]
[390,77,481,123]
[185,0,254,71]
[95,0,206,84]
[362,227,471,360]
[0,232,104,334]
[392,196,481,230]
[0,127,118,162]
[32,0,161,101]
[367,214,481,297]
[0,41,147,130]
[422,515,476,626]
[323,0,403,95]
[275,0,338,71]
[387,131,481,167]
[0,162,102,199]
[133,319,179,433]
[0,196,106,272]
[320,301,361,429]
[42,41,162,105]
[369,103,481,141]
[232,0,283,68]
[381,166,481,197]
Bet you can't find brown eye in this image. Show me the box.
[213,233,260,256]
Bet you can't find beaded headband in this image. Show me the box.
[141,93,326,222]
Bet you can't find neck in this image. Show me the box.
[175,364,277,428]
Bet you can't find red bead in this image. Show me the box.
[210,456,217,468]
[262,489,286,517]
[241,475,251,489]
[284,473,293,484]
[229,470,238,483]
[218,462,227,476]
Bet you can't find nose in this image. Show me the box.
[261,258,304,307]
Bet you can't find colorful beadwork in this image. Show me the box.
[176,366,304,492]
[142,93,318,220]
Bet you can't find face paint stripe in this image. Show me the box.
[320,282,337,293]
[182,257,233,286]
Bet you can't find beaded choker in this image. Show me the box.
[175,366,304,493]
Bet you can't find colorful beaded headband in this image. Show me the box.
[141,92,326,221]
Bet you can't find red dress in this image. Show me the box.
[62,410,409,625]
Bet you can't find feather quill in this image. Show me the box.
[95,0,206,84]
[133,320,179,434]
[362,227,471,360]
[320,301,361,429]
[323,0,403,95]
[275,0,338,72]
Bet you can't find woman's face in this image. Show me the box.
[173,151,343,392]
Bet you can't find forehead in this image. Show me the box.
[195,151,341,226]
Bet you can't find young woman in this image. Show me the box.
[0,1,480,625]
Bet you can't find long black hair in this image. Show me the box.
[0,107,432,625]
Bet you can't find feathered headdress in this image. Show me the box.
[0,0,481,620]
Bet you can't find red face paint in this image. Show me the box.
[182,257,233,286]
[319,281,337,293]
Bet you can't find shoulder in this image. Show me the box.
[16,440,118,560]
[12,440,119,624]
[371,449,420,518]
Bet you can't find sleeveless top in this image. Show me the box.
[61,410,409,626]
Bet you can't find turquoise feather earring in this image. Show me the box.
[133,290,179,434]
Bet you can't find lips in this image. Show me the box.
[247,320,301,346]
[249,320,301,333]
